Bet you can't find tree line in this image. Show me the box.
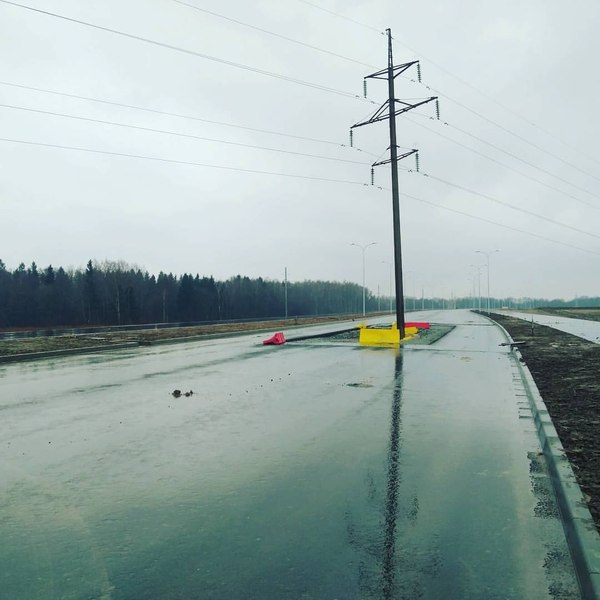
[0,259,381,329]
[1,259,596,329]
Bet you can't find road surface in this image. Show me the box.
[0,311,581,599]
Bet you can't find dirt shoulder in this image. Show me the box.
[487,311,600,533]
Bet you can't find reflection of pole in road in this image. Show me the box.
[382,352,403,599]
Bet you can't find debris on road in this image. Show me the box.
[263,332,286,345]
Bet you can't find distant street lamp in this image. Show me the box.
[351,242,377,316]
[284,267,288,319]
[470,264,484,311]
[475,249,500,314]
[405,270,418,311]
[381,260,393,314]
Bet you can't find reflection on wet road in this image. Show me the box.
[0,311,580,598]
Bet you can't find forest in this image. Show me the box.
[0,259,380,328]
[0,259,597,329]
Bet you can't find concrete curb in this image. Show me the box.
[491,318,600,600]
[286,326,360,342]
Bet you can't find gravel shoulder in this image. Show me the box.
[487,311,600,533]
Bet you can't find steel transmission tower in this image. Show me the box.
[351,28,437,340]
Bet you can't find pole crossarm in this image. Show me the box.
[365,60,418,81]
[372,148,417,168]
[351,96,437,129]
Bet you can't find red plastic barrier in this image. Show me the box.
[405,322,430,329]
[263,332,286,345]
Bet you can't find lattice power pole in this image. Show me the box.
[351,28,438,340]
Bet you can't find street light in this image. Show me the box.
[351,242,377,316]
[405,270,418,311]
[475,250,500,314]
[470,264,484,311]
[381,260,393,314]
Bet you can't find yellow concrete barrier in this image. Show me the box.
[359,323,418,346]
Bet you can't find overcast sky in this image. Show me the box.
[1,0,599,300]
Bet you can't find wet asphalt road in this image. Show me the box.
[0,311,580,599]
[500,310,600,344]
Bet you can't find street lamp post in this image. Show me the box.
[475,250,500,314]
[351,242,377,316]
[470,265,483,311]
[381,260,393,314]
[405,270,418,311]
[284,267,288,319]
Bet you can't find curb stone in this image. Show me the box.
[490,315,600,600]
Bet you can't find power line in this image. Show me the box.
[413,72,600,171]
[415,171,600,241]
[0,136,372,186]
[2,134,596,257]
[0,103,373,165]
[440,117,600,202]
[295,2,600,204]
[297,0,385,35]
[416,82,600,185]
[373,180,600,255]
[9,0,591,200]
[405,114,599,210]
[0,0,376,103]
[298,0,600,169]
[0,81,374,154]
[172,0,377,69]
[400,189,600,256]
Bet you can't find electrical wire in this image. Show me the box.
[371,179,600,255]
[416,82,600,185]
[440,117,600,202]
[2,134,596,256]
[415,171,600,241]
[0,0,376,103]
[0,103,373,165]
[0,81,376,155]
[6,0,593,195]
[399,189,600,256]
[405,114,599,210]
[0,136,372,186]
[297,0,385,35]
[1,1,597,256]
[298,0,600,170]
[293,2,600,206]
[172,0,378,69]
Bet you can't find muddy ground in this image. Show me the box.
[487,312,600,533]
